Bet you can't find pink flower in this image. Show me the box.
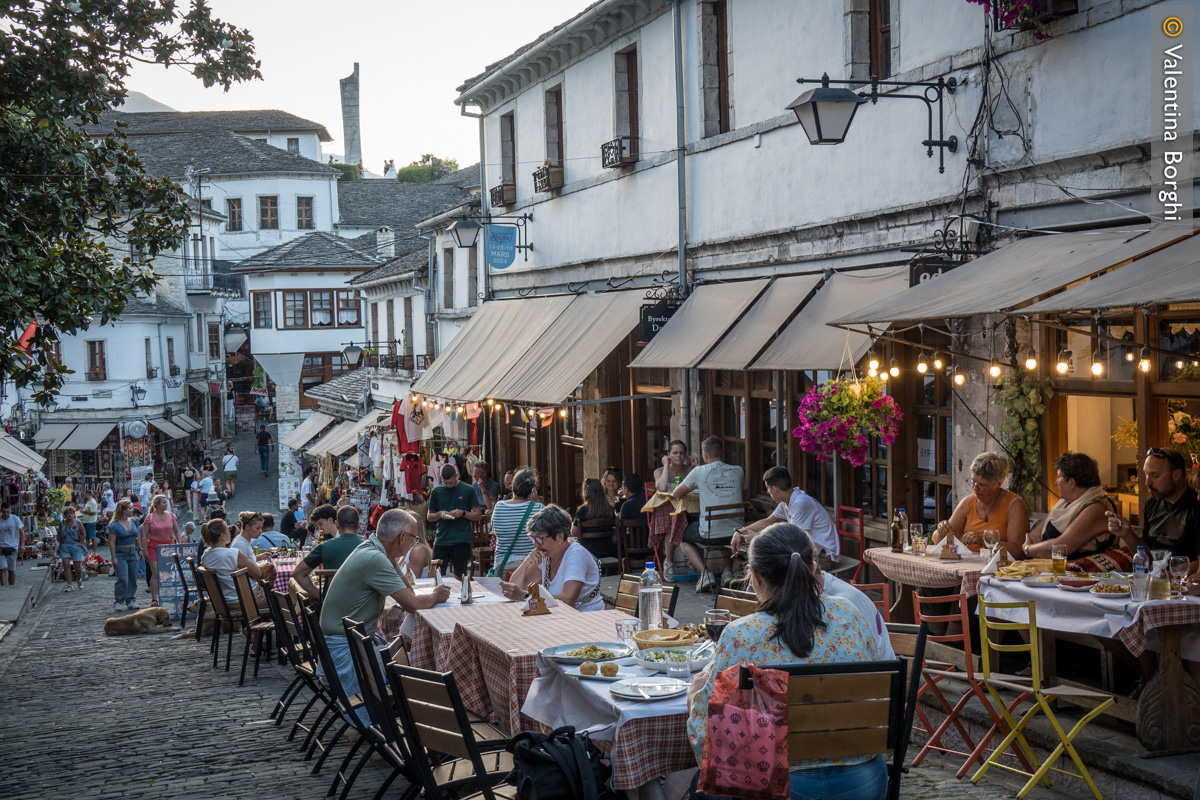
[1174,433,1188,444]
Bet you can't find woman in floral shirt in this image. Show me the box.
[687,523,887,800]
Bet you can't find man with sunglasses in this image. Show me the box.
[1107,446,1199,569]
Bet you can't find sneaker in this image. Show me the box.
[76,584,84,591]
[126,602,139,611]
[114,603,124,612]
[64,584,73,593]
[721,570,736,587]
[695,572,712,593]
[663,562,675,581]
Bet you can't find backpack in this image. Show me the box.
[505,725,616,800]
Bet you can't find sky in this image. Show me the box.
[125,0,596,173]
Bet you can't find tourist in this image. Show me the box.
[672,435,745,592]
[602,466,624,511]
[138,473,155,511]
[472,461,501,515]
[221,445,239,497]
[280,497,306,547]
[933,451,1030,559]
[291,505,359,599]
[617,473,648,521]
[490,469,543,579]
[233,511,263,559]
[1108,446,1199,571]
[1025,451,1118,560]
[57,506,86,592]
[79,490,101,552]
[139,494,181,607]
[300,465,316,517]
[108,499,141,611]
[732,466,840,570]
[0,503,23,586]
[499,470,515,501]
[501,505,604,611]
[426,463,481,577]
[256,424,272,476]
[253,514,291,551]
[653,440,698,579]
[570,477,617,560]
[199,518,270,611]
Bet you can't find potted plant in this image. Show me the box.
[1169,411,1200,465]
[968,0,1078,37]
[792,376,902,467]
[533,159,565,192]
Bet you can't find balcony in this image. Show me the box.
[533,164,565,193]
[185,270,244,297]
[86,370,106,382]
[146,366,159,379]
[169,365,180,377]
[994,0,1077,32]
[601,136,639,169]
[489,184,516,208]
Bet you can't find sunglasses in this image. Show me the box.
[1147,447,1186,470]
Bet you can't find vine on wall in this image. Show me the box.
[992,367,1054,504]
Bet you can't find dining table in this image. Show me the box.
[863,545,990,621]
[640,491,700,555]
[979,576,1200,754]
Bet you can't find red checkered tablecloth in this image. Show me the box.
[1115,599,1200,657]
[864,547,987,596]
[647,504,687,550]
[270,556,301,594]
[608,714,695,789]
[409,605,492,671]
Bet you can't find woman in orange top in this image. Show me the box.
[139,494,182,607]
[932,452,1029,559]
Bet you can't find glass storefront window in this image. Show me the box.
[1159,319,1200,382]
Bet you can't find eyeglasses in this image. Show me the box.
[1147,447,1187,470]
[966,478,997,490]
[527,533,548,545]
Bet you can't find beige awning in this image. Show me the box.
[188,381,209,394]
[345,453,361,469]
[305,420,357,457]
[34,423,78,450]
[630,279,770,369]
[832,226,1192,326]
[1021,232,1200,314]
[412,295,574,402]
[149,419,188,440]
[0,433,46,474]
[174,414,202,433]
[487,290,645,405]
[56,422,117,451]
[753,267,912,371]
[697,275,823,371]
[280,411,338,450]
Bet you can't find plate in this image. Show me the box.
[567,665,643,682]
[609,677,689,701]
[634,646,713,674]
[540,642,633,665]
[1090,586,1131,598]
[1021,574,1061,588]
[1058,579,1098,592]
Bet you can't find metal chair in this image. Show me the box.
[836,505,866,582]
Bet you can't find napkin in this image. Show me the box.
[981,547,1005,575]
[926,537,946,556]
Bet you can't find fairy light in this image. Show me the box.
[1138,346,1151,373]
[1176,358,1185,369]
[867,366,878,378]
[1090,350,1103,377]
[916,353,928,374]
[1024,348,1037,371]
[1124,347,1135,362]
[457,405,464,413]
[1056,350,1072,375]
[952,366,965,386]
[889,357,899,377]
[880,370,889,382]
[932,352,944,371]
[559,408,567,418]
[988,361,1002,378]
[867,350,880,371]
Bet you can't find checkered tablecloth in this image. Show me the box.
[864,547,987,595]
[409,604,491,671]
[647,504,688,550]
[270,556,301,594]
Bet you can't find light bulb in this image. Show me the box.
[1090,351,1103,377]
[988,361,1002,378]
[889,358,899,377]
[952,368,965,386]
[932,352,944,370]
[868,366,878,377]
[410,394,418,402]
[1176,359,1185,369]
[457,405,464,413]
[1056,350,1071,375]
[880,370,889,382]
[916,358,928,374]
[1138,346,1151,373]
[868,352,880,371]
[421,400,428,408]
[486,398,494,406]
[1024,349,1037,370]
[1124,348,1135,362]
[559,408,567,417]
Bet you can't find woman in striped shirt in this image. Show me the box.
[489,469,542,579]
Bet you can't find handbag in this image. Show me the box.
[506,725,615,800]
[698,662,791,800]
[487,502,534,578]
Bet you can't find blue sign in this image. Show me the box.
[486,226,517,270]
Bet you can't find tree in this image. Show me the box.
[395,154,459,184]
[0,0,260,401]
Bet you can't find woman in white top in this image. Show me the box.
[199,519,269,608]
[221,446,239,498]
[489,469,543,579]
[501,505,603,611]
[399,524,432,583]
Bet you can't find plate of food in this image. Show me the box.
[1090,583,1131,598]
[635,646,713,674]
[1058,578,1098,592]
[1021,573,1061,587]
[540,642,633,665]
[569,662,641,682]
[609,676,689,701]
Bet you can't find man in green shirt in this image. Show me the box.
[319,509,450,701]
[292,505,360,600]
[427,463,482,577]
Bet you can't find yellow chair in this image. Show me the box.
[972,598,1115,800]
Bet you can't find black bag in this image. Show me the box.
[506,725,616,800]
[0,546,14,556]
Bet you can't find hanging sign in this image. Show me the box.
[486,226,517,270]
[639,303,679,343]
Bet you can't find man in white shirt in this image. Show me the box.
[671,435,744,592]
[0,503,25,585]
[300,465,316,516]
[138,473,155,510]
[731,466,845,571]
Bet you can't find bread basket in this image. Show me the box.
[632,629,699,651]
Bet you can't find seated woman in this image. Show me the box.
[199,518,271,612]
[570,478,617,560]
[501,505,604,611]
[932,451,1030,559]
[1024,451,1118,560]
[602,466,624,512]
[687,523,887,800]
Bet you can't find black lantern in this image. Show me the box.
[786,74,867,145]
[342,344,363,368]
[448,218,482,249]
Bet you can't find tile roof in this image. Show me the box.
[233,231,383,271]
[433,164,481,189]
[93,109,334,141]
[127,132,338,178]
[122,293,191,318]
[305,367,370,404]
[348,248,428,286]
[337,180,471,234]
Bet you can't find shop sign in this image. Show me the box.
[249,387,269,397]
[639,303,679,343]
[909,259,962,287]
[486,226,517,270]
[209,382,221,397]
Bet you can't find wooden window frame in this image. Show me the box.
[296,195,315,230]
[259,195,279,230]
[442,248,455,309]
[166,338,177,376]
[500,112,517,186]
[467,245,479,307]
[252,291,273,329]
[207,323,221,360]
[286,137,300,155]
[282,291,308,329]
[225,198,243,232]
[403,295,414,355]
[869,0,892,79]
[615,45,641,159]
[309,290,334,328]
[544,85,565,166]
[386,298,396,352]
[336,290,360,327]
[86,340,106,381]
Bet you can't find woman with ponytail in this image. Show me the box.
[686,522,887,800]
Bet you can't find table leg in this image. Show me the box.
[1136,624,1200,754]
[890,582,915,624]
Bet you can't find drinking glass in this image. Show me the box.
[911,536,927,556]
[1051,544,1067,576]
[704,609,731,642]
[615,618,640,648]
[908,524,924,552]
[1169,556,1189,599]
[665,654,690,684]
[982,529,1000,556]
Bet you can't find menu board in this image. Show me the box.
[156,543,199,623]
[278,477,300,512]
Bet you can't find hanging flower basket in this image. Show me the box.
[1169,411,1200,465]
[792,376,902,467]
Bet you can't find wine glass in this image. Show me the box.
[704,609,731,642]
[1169,556,1189,599]
[982,529,1000,556]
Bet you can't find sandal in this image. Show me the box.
[150,600,161,607]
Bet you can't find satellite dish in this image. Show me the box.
[127,420,148,439]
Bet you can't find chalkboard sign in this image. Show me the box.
[156,543,199,624]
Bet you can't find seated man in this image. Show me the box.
[618,473,649,521]
[292,505,359,599]
[671,435,745,592]
[318,509,450,705]
[252,513,292,551]
[731,466,844,571]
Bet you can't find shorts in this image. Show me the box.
[682,521,733,548]
[224,471,237,481]
[58,543,86,561]
[83,522,97,541]
[1,552,16,571]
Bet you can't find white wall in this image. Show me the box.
[202,173,339,262]
[244,270,366,356]
[250,131,323,162]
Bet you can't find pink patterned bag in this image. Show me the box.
[697,663,790,800]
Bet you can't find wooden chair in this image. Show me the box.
[712,585,758,619]
[972,599,1115,800]
[298,600,371,778]
[614,573,680,618]
[387,663,514,800]
[472,546,495,576]
[778,659,912,800]
[615,518,655,575]
[263,587,324,737]
[278,590,340,762]
[697,503,747,567]
[195,565,243,672]
[836,505,866,582]
[852,581,892,623]
[577,518,620,575]
[883,622,929,778]
[185,556,209,643]
[230,568,275,685]
[911,592,1033,779]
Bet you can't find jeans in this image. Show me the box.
[691,755,887,800]
[258,445,270,473]
[322,633,386,726]
[84,522,97,542]
[113,548,139,605]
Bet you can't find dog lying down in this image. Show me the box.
[104,606,179,636]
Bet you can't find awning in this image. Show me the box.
[305,420,357,457]
[188,382,208,394]
[697,275,823,371]
[34,423,78,450]
[487,290,646,405]
[174,414,202,433]
[345,453,361,469]
[753,267,912,371]
[281,411,338,450]
[832,225,1193,326]
[149,419,188,440]
[630,279,770,369]
[412,295,573,401]
[0,433,46,474]
[1021,232,1200,314]
[55,422,117,451]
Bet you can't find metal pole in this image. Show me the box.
[673,0,691,446]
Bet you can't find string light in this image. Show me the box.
[1138,346,1151,373]
[889,357,899,377]
[880,370,889,383]
[410,394,418,402]
[457,405,464,413]
[952,366,965,386]
[988,360,1002,378]
[867,365,878,378]
[867,350,880,372]
[1177,358,1185,369]
[1123,347,1135,362]
[1055,350,1072,375]
[1090,350,1103,377]
[559,408,567,418]
[932,352,944,370]
[916,353,928,374]
[1024,348,1037,370]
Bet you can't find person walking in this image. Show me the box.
[139,494,181,607]
[108,499,141,611]
[221,446,239,498]
[255,424,272,476]
[0,503,22,586]
[79,490,101,553]
[57,506,86,592]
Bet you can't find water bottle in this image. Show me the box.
[639,562,664,632]
[1131,546,1150,601]
[898,508,909,550]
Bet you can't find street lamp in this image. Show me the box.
[342,343,363,368]
[131,383,147,407]
[448,218,482,249]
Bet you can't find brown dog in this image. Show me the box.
[103,606,178,636]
